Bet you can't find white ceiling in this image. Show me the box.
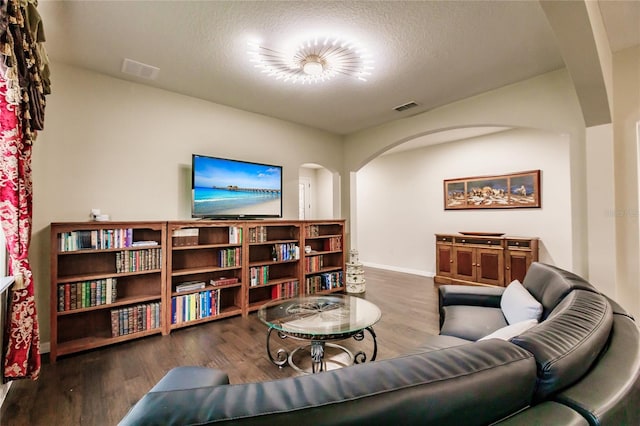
[39,1,639,136]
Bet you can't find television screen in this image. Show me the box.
[192,154,283,219]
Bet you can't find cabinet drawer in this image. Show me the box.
[506,239,531,249]
[436,235,453,243]
[454,237,502,246]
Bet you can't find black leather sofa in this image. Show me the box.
[119,263,640,425]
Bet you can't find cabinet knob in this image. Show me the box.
[506,266,510,270]
[450,260,453,263]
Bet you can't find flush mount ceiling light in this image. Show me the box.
[247,35,374,84]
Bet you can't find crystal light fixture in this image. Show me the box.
[247,35,374,84]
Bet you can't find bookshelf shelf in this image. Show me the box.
[56,269,161,284]
[302,220,345,295]
[167,222,245,331]
[50,221,167,363]
[56,293,161,316]
[56,327,163,357]
[171,265,242,277]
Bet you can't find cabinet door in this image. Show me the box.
[476,248,504,286]
[436,243,454,277]
[505,250,532,284]
[453,246,476,281]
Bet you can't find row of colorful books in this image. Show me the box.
[271,243,299,262]
[228,226,243,244]
[110,302,161,337]
[305,225,320,238]
[305,271,344,294]
[248,226,268,243]
[171,288,221,324]
[323,236,343,251]
[305,255,324,273]
[59,228,135,252]
[115,248,162,273]
[270,280,299,300]
[57,278,118,312]
[249,266,269,286]
[218,247,242,268]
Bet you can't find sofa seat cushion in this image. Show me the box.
[440,305,507,341]
[479,319,539,341]
[554,314,640,426]
[149,366,230,392]
[501,280,543,325]
[406,334,471,354]
[495,401,589,425]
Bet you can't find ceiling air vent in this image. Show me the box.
[121,58,160,80]
[393,101,419,112]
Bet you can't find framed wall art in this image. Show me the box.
[444,170,541,210]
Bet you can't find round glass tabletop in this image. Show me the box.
[258,294,381,338]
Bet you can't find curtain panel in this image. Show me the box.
[0,0,50,381]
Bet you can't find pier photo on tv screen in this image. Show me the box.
[192,155,283,218]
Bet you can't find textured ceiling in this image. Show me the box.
[38,1,638,136]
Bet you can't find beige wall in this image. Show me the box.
[356,128,571,275]
[344,69,588,272]
[613,46,640,317]
[32,62,343,344]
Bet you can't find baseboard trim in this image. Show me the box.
[361,262,435,278]
[40,341,50,354]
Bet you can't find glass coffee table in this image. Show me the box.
[258,294,381,374]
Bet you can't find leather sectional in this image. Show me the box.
[119,263,640,425]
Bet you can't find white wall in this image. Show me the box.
[299,166,335,219]
[344,70,588,276]
[612,46,640,316]
[356,128,571,275]
[32,62,343,343]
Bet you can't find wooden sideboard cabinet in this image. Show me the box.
[435,234,538,287]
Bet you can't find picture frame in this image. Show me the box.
[444,170,541,210]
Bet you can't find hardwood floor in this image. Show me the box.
[1,268,439,425]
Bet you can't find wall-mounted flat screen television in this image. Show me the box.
[192,154,283,219]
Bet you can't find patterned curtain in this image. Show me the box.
[0,0,50,381]
[0,75,39,380]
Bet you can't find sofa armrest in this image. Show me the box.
[149,366,230,392]
[439,285,505,308]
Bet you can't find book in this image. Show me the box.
[211,277,239,286]
[131,240,158,247]
[176,280,206,293]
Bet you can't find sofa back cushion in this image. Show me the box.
[510,289,612,402]
[523,263,598,320]
[554,313,640,426]
[119,341,537,426]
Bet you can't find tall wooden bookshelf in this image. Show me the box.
[50,221,167,363]
[245,222,302,314]
[50,219,346,361]
[166,221,244,330]
[302,220,346,295]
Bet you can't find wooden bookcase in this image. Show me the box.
[435,233,538,287]
[302,220,346,295]
[245,221,301,314]
[50,219,346,360]
[50,221,167,363]
[166,221,244,330]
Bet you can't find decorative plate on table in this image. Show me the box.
[459,232,505,237]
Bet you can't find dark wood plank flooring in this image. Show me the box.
[1,268,439,425]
